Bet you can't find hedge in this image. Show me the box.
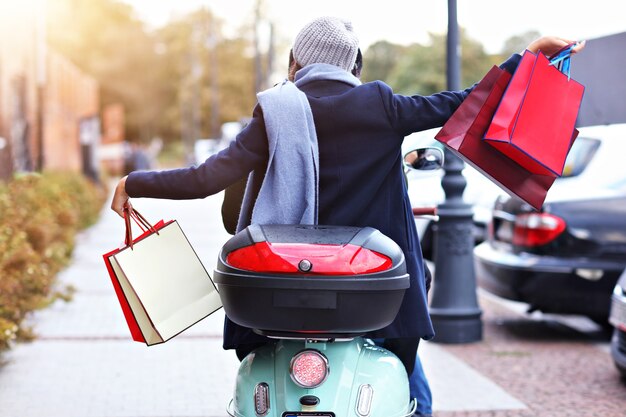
[0,172,107,350]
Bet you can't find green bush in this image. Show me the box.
[0,172,106,350]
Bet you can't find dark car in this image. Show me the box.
[474,124,626,323]
[610,269,626,378]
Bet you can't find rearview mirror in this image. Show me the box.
[403,147,444,171]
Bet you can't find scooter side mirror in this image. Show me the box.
[403,147,444,171]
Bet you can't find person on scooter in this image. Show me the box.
[110,16,583,416]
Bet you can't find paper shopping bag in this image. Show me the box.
[103,208,222,346]
[435,65,571,211]
[484,49,585,176]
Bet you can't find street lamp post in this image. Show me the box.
[429,0,483,343]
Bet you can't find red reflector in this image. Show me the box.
[512,213,566,247]
[226,242,392,275]
[290,350,328,388]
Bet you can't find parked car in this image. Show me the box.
[402,129,505,259]
[475,124,626,323]
[610,269,626,378]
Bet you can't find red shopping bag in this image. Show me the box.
[103,210,167,343]
[483,49,585,176]
[435,65,573,211]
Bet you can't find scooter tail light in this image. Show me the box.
[289,350,329,388]
[356,384,374,416]
[226,242,392,275]
[253,382,270,416]
[512,213,566,247]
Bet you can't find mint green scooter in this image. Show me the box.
[214,224,417,417]
[213,147,443,417]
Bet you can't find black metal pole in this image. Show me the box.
[429,0,483,343]
[254,0,264,93]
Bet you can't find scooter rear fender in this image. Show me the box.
[229,337,413,417]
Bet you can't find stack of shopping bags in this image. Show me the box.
[103,207,222,346]
[435,45,585,210]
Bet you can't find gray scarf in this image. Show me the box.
[236,64,361,231]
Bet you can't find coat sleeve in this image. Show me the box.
[125,105,268,200]
[379,54,521,137]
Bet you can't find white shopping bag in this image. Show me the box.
[103,209,222,346]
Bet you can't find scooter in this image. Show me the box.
[213,147,443,417]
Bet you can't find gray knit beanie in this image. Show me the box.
[292,16,359,72]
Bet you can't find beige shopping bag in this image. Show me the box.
[103,209,222,346]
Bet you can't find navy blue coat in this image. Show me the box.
[126,55,521,348]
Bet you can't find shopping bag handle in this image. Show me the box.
[548,43,578,80]
[547,43,577,61]
[123,205,158,249]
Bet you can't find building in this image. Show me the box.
[0,1,100,181]
[44,50,100,174]
[571,31,626,127]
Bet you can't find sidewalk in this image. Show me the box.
[0,194,240,417]
[0,191,540,417]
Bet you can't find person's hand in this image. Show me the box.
[525,36,586,57]
[111,176,131,218]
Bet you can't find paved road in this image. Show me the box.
[0,189,623,417]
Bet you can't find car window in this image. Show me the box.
[561,137,600,178]
[560,131,626,192]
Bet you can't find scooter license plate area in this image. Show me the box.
[282,413,335,417]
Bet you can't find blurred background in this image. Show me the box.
[1,0,623,179]
[1,3,626,415]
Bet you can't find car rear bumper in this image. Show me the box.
[474,242,624,320]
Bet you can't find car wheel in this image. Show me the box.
[613,329,626,381]
[616,362,626,381]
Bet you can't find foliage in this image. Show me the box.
[47,0,536,144]
[361,41,409,83]
[363,29,505,95]
[501,30,542,57]
[0,173,106,350]
[47,0,161,142]
[152,9,257,141]
[47,0,256,144]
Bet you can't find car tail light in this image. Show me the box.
[512,213,566,247]
[290,350,329,388]
[226,242,392,275]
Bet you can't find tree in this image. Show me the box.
[47,0,162,142]
[361,41,408,83]
[383,29,492,95]
[47,1,257,144]
[154,9,256,143]
[386,41,444,95]
[501,30,542,57]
